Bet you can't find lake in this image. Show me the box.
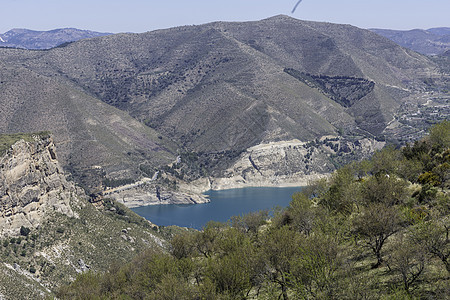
[131,186,303,229]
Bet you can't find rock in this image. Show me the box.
[0,136,83,237]
[77,259,89,272]
[183,138,385,191]
[109,185,210,208]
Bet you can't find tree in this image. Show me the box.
[194,221,225,258]
[361,174,409,206]
[231,210,268,236]
[428,120,450,150]
[290,232,343,299]
[319,166,356,215]
[387,235,427,294]
[170,231,196,259]
[261,226,302,300]
[353,203,402,268]
[205,250,253,299]
[20,226,30,237]
[410,218,450,274]
[287,192,316,235]
[150,273,199,300]
[370,146,403,176]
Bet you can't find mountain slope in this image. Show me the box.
[0,16,444,188]
[0,58,177,191]
[0,28,111,50]
[370,27,450,55]
[0,134,169,298]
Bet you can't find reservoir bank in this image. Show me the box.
[131,186,303,229]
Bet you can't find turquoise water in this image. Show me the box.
[131,186,303,229]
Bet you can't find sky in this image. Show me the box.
[1,0,449,34]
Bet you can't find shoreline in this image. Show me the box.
[110,173,330,208]
[180,173,329,194]
[204,181,307,192]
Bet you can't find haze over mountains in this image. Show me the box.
[0,28,110,50]
[370,27,450,55]
[0,15,447,194]
[2,25,449,57]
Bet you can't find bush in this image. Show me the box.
[20,226,31,237]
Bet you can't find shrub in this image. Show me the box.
[20,226,31,237]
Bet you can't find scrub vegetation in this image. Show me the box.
[58,121,449,299]
[0,131,50,155]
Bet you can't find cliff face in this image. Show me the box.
[0,135,171,299]
[0,136,82,237]
[179,137,386,192]
[106,185,210,208]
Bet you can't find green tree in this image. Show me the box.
[171,231,196,259]
[261,226,302,300]
[287,192,317,235]
[428,120,450,150]
[194,221,226,258]
[370,146,403,176]
[353,203,402,268]
[150,273,199,300]
[231,210,268,236]
[361,174,409,206]
[290,233,344,299]
[387,235,427,294]
[319,166,355,215]
[409,218,450,274]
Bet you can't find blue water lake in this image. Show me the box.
[131,186,303,229]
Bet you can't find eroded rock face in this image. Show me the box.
[0,137,82,237]
[199,138,385,190]
[106,184,210,208]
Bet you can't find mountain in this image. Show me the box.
[0,16,446,194]
[0,28,111,50]
[370,27,450,55]
[427,27,450,36]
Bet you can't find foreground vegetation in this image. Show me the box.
[58,122,449,299]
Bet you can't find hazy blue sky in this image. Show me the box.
[1,0,449,33]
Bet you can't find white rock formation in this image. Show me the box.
[0,136,82,237]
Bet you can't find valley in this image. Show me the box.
[0,15,447,206]
[0,15,448,298]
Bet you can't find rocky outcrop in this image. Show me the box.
[105,183,210,208]
[183,138,385,191]
[0,136,82,237]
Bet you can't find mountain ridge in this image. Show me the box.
[370,27,450,55]
[0,16,446,194]
[0,27,111,50]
